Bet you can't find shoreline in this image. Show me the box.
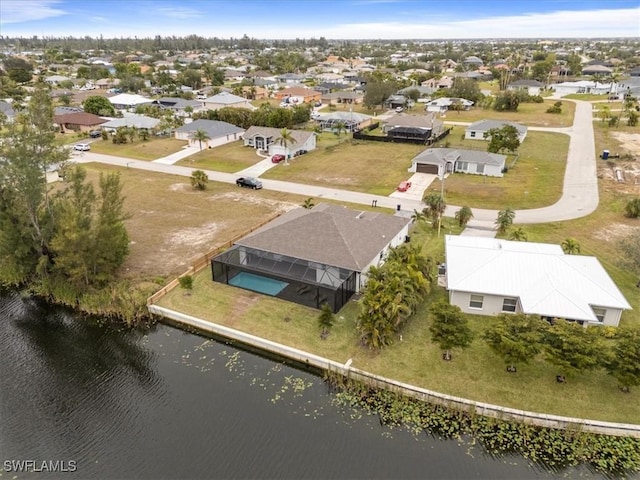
[149,303,640,439]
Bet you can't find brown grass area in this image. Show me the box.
[90,138,188,160]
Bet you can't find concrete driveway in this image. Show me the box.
[389,173,438,202]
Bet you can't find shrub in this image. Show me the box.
[178,275,193,290]
[624,198,640,218]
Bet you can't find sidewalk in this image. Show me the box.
[153,145,201,165]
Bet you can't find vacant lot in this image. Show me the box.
[89,137,188,160]
[176,139,262,172]
[439,100,575,127]
[424,128,569,209]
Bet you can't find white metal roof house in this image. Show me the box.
[202,91,257,111]
[101,113,160,131]
[424,97,473,113]
[107,93,153,110]
[444,235,631,327]
[409,148,506,177]
[174,119,245,148]
[243,126,316,156]
[465,120,528,143]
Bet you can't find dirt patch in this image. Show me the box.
[229,294,261,323]
[166,222,223,246]
[592,223,640,243]
[610,132,640,157]
[208,191,300,214]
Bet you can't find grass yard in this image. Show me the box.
[442,100,575,128]
[175,140,263,172]
[156,221,640,423]
[89,137,188,160]
[261,133,425,195]
[422,128,569,209]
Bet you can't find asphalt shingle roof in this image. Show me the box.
[175,119,244,138]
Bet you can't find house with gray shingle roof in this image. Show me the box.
[101,113,160,131]
[243,126,316,156]
[507,79,545,96]
[211,203,411,312]
[410,148,506,177]
[202,91,256,111]
[465,120,528,143]
[175,119,245,148]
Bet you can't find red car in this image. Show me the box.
[271,154,285,163]
[397,181,412,192]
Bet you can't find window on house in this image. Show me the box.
[469,294,484,309]
[456,161,468,172]
[592,307,606,322]
[477,164,485,174]
[470,131,476,138]
[502,297,517,312]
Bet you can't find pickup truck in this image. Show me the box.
[236,177,263,189]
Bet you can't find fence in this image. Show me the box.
[146,211,284,306]
[352,127,452,146]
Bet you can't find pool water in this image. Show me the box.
[229,271,289,296]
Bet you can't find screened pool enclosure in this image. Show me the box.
[211,245,357,313]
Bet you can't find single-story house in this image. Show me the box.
[202,91,257,111]
[153,97,202,117]
[100,113,160,131]
[54,112,108,134]
[409,148,506,177]
[0,100,16,123]
[382,113,445,137]
[211,203,412,312]
[422,76,454,89]
[275,87,322,104]
[275,73,308,84]
[315,111,373,133]
[320,91,363,105]
[424,97,473,113]
[582,64,613,76]
[108,93,153,110]
[243,126,316,156]
[444,235,631,327]
[385,94,413,109]
[174,119,245,148]
[241,85,269,100]
[465,120,528,143]
[551,81,616,97]
[507,79,545,96]
[44,75,71,85]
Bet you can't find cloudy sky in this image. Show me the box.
[1,0,639,39]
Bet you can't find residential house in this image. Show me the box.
[424,97,474,113]
[315,111,373,133]
[174,119,245,149]
[211,203,411,312]
[202,91,257,111]
[241,85,269,100]
[465,120,528,143]
[551,80,615,97]
[275,73,308,84]
[54,112,107,134]
[422,76,454,89]
[443,235,631,327]
[409,148,506,177]
[382,113,444,139]
[582,64,614,76]
[275,87,322,104]
[44,75,71,85]
[108,93,153,110]
[153,97,202,117]
[320,91,363,105]
[507,79,545,96]
[385,94,412,109]
[243,126,316,156]
[100,113,160,132]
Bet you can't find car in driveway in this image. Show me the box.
[271,154,285,163]
[236,177,263,189]
[397,180,411,192]
[89,130,102,138]
[73,143,90,151]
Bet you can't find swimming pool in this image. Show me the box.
[228,272,289,296]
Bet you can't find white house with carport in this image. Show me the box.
[243,126,316,157]
[174,119,245,149]
[409,148,506,177]
[465,120,528,143]
[444,235,631,327]
[507,79,545,96]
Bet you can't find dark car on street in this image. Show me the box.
[236,177,263,189]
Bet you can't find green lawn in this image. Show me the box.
[157,218,640,424]
[89,137,188,160]
[176,139,263,172]
[441,100,575,127]
[425,129,569,209]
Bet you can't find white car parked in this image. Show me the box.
[73,143,90,151]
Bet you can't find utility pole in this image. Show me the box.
[438,168,445,237]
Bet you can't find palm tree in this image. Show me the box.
[333,121,347,138]
[454,206,473,227]
[423,193,446,230]
[411,209,426,224]
[276,128,296,165]
[302,198,315,209]
[495,208,515,235]
[190,128,211,151]
[508,227,528,241]
[561,238,581,254]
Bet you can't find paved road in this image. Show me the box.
[75,99,598,227]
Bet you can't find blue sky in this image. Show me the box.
[1,0,639,39]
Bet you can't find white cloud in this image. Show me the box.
[0,0,66,24]
[156,7,200,19]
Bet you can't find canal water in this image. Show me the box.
[0,290,604,479]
